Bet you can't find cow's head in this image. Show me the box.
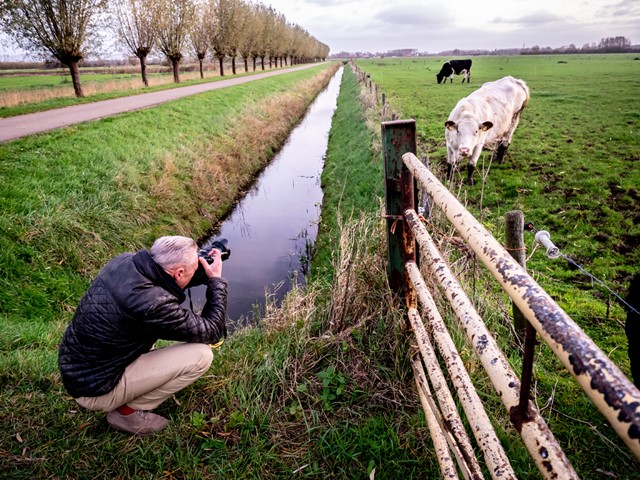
[445,120,493,158]
[436,74,444,84]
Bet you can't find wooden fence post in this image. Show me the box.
[382,119,418,305]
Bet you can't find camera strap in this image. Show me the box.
[187,288,195,312]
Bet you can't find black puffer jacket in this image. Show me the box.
[58,249,227,398]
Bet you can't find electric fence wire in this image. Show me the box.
[524,222,640,317]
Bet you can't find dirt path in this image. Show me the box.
[0,63,323,143]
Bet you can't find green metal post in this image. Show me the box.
[382,119,417,296]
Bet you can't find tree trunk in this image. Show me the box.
[243,57,248,72]
[218,57,225,76]
[252,56,257,71]
[67,61,84,98]
[231,57,236,75]
[139,55,149,87]
[269,57,272,68]
[199,57,204,79]
[171,59,180,83]
[261,56,265,70]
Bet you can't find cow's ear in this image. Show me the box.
[481,121,493,131]
[445,121,456,130]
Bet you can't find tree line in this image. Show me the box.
[0,0,330,97]
[331,36,637,59]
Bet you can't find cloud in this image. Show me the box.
[492,11,564,27]
[303,0,353,5]
[374,3,454,28]
[597,0,640,18]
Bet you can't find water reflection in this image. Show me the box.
[186,67,344,330]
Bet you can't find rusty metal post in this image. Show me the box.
[382,120,417,299]
[505,211,538,421]
[505,211,527,337]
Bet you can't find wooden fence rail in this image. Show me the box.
[382,119,640,479]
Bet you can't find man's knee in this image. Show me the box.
[191,343,214,374]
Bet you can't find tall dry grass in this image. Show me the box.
[0,68,233,108]
[151,64,342,222]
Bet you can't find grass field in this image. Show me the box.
[358,53,639,325]
[354,54,640,476]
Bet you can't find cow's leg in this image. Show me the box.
[497,110,522,164]
[466,147,483,185]
[466,163,475,185]
[496,142,509,164]
[446,162,454,181]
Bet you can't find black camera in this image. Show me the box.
[187,238,231,287]
[198,238,231,264]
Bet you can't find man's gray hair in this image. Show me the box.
[150,236,197,270]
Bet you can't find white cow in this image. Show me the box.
[444,76,530,184]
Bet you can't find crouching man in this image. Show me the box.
[58,236,227,436]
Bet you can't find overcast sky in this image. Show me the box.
[1,0,638,60]
[272,0,640,53]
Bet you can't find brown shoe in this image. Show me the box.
[106,409,169,436]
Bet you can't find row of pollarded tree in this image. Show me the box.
[0,0,330,97]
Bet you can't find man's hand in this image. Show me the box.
[199,248,223,278]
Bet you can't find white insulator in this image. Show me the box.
[535,230,561,259]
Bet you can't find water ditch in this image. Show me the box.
[185,66,344,330]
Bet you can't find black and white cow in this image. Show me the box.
[444,76,530,184]
[436,59,472,84]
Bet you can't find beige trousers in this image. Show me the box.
[75,343,213,412]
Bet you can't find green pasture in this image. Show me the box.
[358,53,639,326]
[355,54,640,475]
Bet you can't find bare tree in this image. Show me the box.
[208,0,226,75]
[209,0,241,76]
[112,0,159,86]
[220,0,243,75]
[189,1,209,78]
[0,0,108,97]
[598,36,631,52]
[260,5,278,69]
[253,2,273,71]
[274,18,291,67]
[248,2,265,71]
[237,0,256,73]
[156,0,195,83]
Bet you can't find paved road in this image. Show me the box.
[0,63,323,143]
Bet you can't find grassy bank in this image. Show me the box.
[0,60,440,480]
[0,62,346,477]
